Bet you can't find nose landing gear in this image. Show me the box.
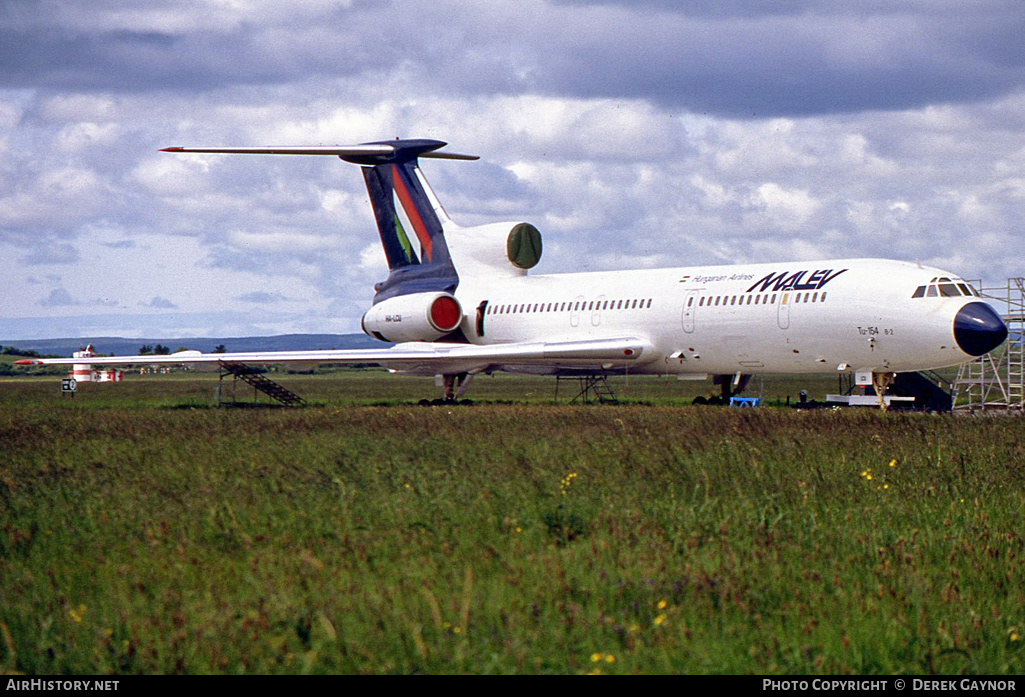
[871,371,895,411]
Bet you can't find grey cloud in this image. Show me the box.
[7,2,1025,118]
[1,27,263,92]
[39,287,76,306]
[21,243,80,265]
[0,2,397,94]
[517,7,1025,117]
[236,291,288,304]
[143,296,177,309]
[36,287,122,308]
[26,275,61,284]
[550,0,974,18]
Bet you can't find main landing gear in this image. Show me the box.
[694,373,752,405]
[418,372,476,406]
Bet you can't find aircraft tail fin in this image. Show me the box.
[160,139,477,303]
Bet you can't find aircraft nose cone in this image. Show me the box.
[953,302,1008,356]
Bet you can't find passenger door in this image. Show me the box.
[682,290,700,334]
[777,292,791,330]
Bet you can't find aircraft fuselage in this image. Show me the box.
[454,258,1005,376]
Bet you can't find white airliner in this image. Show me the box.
[18,139,1008,403]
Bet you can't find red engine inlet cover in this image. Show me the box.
[429,295,462,332]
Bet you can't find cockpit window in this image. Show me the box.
[913,280,977,298]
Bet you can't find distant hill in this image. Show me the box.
[0,333,389,358]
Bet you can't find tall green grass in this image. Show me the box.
[1,375,1023,673]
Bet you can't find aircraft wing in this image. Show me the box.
[15,337,655,376]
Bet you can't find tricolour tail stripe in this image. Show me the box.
[392,164,433,262]
[393,215,417,265]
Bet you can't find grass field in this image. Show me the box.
[1,372,1023,674]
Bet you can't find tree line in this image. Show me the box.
[138,344,226,354]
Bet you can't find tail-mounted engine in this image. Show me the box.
[445,221,543,277]
[361,291,463,343]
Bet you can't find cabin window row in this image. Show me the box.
[688,291,829,308]
[485,298,654,315]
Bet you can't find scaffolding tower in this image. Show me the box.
[953,277,1025,411]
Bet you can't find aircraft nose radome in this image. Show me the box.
[953,302,1008,356]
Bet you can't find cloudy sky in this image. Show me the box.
[2,0,1025,339]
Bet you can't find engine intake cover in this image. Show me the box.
[361,292,463,343]
[507,223,542,269]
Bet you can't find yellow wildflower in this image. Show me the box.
[654,614,667,627]
[69,604,86,624]
[560,472,579,495]
[657,599,667,610]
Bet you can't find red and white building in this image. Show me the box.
[70,345,122,383]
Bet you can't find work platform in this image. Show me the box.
[954,278,1024,411]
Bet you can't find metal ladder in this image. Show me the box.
[218,362,307,407]
[556,374,619,404]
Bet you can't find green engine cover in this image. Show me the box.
[506,223,543,269]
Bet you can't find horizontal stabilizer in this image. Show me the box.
[160,139,478,164]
